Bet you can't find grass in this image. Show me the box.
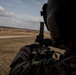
[0,37,35,75]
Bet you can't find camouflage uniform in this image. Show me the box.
[9,42,76,75]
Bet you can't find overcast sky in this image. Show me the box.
[0,0,47,30]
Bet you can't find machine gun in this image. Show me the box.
[35,22,54,47]
[31,22,63,61]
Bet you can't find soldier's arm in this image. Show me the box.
[9,44,38,75]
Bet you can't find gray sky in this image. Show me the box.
[0,0,47,30]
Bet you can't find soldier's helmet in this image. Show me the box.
[44,0,76,42]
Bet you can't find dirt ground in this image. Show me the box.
[0,27,65,75]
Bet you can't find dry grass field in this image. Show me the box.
[0,37,36,75]
[0,27,65,75]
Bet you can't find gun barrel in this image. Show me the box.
[35,22,44,45]
[39,22,44,37]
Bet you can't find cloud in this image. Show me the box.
[34,0,47,4]
[0,16,46,30]
[0,1,47,30]
[21,0,46,10]
[0,5,43,30]
[0,6,14,17]
[0,6,4,10]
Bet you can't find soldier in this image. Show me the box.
[9,0,76,75]
[46,0,76,75]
